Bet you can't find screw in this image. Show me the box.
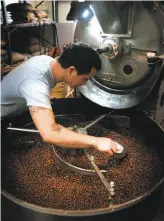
[109,181,115,187]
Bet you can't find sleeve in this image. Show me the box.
[19,78,52,109]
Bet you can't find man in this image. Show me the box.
[1,43,118,156]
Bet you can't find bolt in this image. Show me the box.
[90,156,94,161]
[109,181,115,187]
[110,191,115,196]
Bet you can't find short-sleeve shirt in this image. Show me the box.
[1,55,56,119]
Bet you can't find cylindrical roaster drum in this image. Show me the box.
[74,1,164,109]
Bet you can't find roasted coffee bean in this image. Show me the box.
[2,115,163,210]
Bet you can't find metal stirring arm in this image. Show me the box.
[84,111,113,130]
[7,127,39,133]
[83,149,115,199]
[7,111,113,133]
[73,121,115,199]
[79,111,116,199]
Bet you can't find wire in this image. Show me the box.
[35,1,44,9]
[42,21,47,54]
[38,21,42,55]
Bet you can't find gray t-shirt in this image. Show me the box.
[1,55,56,119]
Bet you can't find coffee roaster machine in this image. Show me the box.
[1,1,164,221]
[75,1,164,127]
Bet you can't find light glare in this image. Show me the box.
[82,9,89,18]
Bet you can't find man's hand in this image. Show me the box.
[94,137,119,156]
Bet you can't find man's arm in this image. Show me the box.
[29,106,118,155]
[29,106,97,148]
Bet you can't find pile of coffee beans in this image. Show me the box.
[2,115,163,210]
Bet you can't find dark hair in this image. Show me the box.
[58,42,101,75]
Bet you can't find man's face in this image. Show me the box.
[67,67,97,88]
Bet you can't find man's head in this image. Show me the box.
[58,43,101,87]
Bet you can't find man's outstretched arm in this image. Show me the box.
[29,106,118,155]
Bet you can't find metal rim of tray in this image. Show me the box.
[2,178,164,217]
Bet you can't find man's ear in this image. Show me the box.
[68,66,76,76]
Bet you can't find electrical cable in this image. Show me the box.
[35,1,44,9]
[42,21,47,54]
[38,21,42,55]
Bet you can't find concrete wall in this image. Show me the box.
[58,1,72,23]
[56,22,76,52]
[57,1,76,51]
